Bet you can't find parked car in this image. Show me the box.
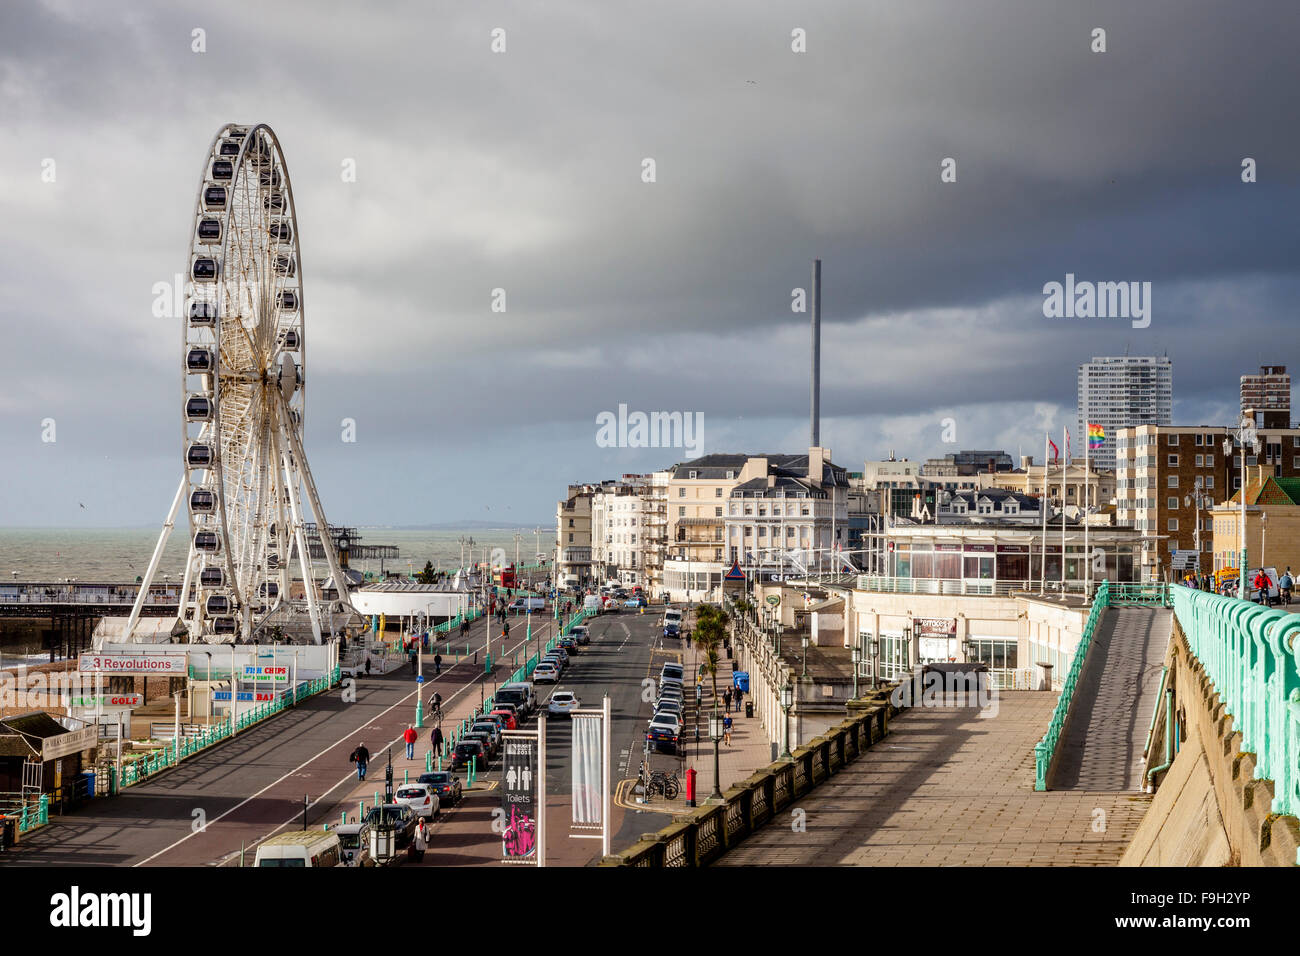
[488,708,518,730]
[549,646,571,666]
[449,740,486,771]
[393,783,441,820]
[418,771,463,807]
[495,683,536,715]
[363,804,417,848]
[462,731,495,759]
[663,623,680,639]
[570,625,590,645]
[469,722,501,755]
[661,663,684,683]
[558,636,578,653]
[648,711,682,735]
[646,722,680,756]
[655,698,683,719]
[533,662,559,684]
[334,822,374,867]
[548,690,581,717]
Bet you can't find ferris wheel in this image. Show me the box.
[127,123,351,645]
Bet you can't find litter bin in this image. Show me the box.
[0,815,14,852]
[745,701,753,718]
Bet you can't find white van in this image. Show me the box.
[583,594,601,614]
[254,830,343,868]
[510,596,546,612]
[663,607,683,629]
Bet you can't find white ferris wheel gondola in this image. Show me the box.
[126,123,351,645]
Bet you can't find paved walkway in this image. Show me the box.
[1048,607,1172,791]
[717,692,1151,866]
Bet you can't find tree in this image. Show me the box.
[691,604,730,710]
[417,560,436,585]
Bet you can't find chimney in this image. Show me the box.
[810,258,821,447]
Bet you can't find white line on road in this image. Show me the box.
[135,621,553,867]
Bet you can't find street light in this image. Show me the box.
[707,713,724,801]
[1224,417,1262,598]
[1260,511,1267,572]
[801,636,809,679]
[851,645,861,699]
[780,683,794,760]
[868,636,880,690]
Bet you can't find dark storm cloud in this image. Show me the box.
[1,0,1298,525]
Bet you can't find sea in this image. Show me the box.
[0,527,547,583]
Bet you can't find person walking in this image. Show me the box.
[1282,568,1294,606]
[412,817,428,862]
[403,725,418,760]
[734,684,744,713]
[350,742,370,781]
[722,713,733,746]
[408,646,418,672]
[723,687,732,714]
[364,656,372,676]
[431,725,444,754]
[433,652,442,676]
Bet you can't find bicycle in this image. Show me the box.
[647,770,680,800]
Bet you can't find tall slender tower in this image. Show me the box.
[811,258,821,446]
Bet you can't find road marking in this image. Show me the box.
[135,619,554,867]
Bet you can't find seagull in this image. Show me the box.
[79,502,85,509]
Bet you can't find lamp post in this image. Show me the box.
[851,645,861,699]
[801,636,809,679]
[1184,477,1206,569]
[1260,511,1267,572]
[707,712,724,801]
[1224,417,1262,598]
[780,683,793,760]
[869,636,880,690]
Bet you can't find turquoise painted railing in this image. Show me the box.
[1169,585,1300,842]
[119,666,341,789]
[4,793,50,834]
[1034,582,1171,790]
[1035,581,1108,790]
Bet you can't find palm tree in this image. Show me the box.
[692,605,728,710]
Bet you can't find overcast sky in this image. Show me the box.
[2,0,1298,527]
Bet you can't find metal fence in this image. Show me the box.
[1033,582,1170,790]
[114,666,341,790]
[1169,585,1300,827]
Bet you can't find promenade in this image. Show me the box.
[717,693,1151,867]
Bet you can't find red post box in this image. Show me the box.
[685,767,697,807]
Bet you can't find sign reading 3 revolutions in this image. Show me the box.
[501,736,538,860]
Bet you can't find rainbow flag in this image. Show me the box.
[1087,423,1105,449]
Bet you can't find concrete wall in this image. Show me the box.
[1121,617,1299,867]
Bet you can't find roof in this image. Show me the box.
[807,597,845,614]
[0,712,72,758]
[1229,474,1300,507]
[673,453,848,486]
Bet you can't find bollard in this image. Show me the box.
[437,754,442,771]
[341,811,346,825]
[426,751,433,772]
[359,801,365,818]
[404,769,409,784]
[374,791,379,807]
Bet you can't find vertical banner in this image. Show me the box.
[501,734,538,860]
[571,713,603,825]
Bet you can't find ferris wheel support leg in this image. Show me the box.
[276,392,352,617]
[126,474,188,641]
[270,402,323,645]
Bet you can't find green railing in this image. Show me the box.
[119,666,341,789]
[1033,582,1170,790]
[1,793,50,834]
[1170,584,1300,833]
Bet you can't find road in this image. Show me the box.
[420,605,694,867]
[2,612,558,867]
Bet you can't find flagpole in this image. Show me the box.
[1084,426,1091,597]
[1040,433,1048,595]
[1061,427,1067,589]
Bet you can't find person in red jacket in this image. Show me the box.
[403,724,418,760]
